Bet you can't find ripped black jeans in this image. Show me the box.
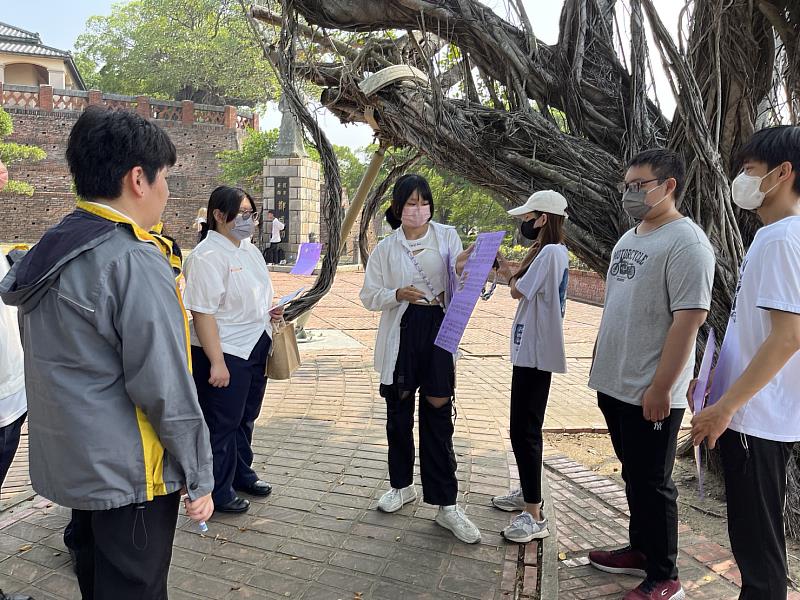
[381,304,458,506]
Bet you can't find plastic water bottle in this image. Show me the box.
[198,521,208,533]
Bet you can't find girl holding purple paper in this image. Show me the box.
[491,190,570,544]
[360,174,482,544]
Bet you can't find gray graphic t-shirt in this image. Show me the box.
[588,217,715,408]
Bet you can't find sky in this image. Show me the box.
[1,1,681,151]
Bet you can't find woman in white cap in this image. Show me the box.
[492,190,570,543]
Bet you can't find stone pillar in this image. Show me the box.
[136,95,150,118]
[88,89,103,106]
[181,100,194,125]
[223,105,236,129]
[262,157,320,262]
[0,64,5,84]
[39,85,53,111]
[47,69,66,89]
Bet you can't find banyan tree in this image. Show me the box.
[241,0,800,533]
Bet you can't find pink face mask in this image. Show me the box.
[401,203,431,228]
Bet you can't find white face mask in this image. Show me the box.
[731,167,780,210]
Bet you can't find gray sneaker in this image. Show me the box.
[491,488,527,512]
[502,511,549,543]
[435,505,481,544]
[377,485,417,513]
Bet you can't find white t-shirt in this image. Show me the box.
[0,254,27,426]
[510,244,569,373]
[270,218,285,243]
[183,231,275,360]
[407,227,445,301]
[714,215,800,442]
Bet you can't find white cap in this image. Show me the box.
[507,190,569,217]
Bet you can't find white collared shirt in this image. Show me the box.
[270,219,285,243]
[183,231,274,359]
[0,254,26,425]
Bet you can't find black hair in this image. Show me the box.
[65,106,177,201]
[202,186,257,241]
[385,174,435,230]
[737,126,800,194]
[627,148,687,200]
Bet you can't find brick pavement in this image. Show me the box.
[0,270,768,598]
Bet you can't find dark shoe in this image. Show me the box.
[214,497,250,514]
[624,578,684,600]
[235,480,272,497]
[0,590,34,600]
[588,545,647,578]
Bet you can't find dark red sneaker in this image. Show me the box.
[624,578,684,600]
[588,545,647,577]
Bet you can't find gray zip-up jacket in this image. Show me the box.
[0,207,213,510]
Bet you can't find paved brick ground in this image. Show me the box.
[0,271,772,598]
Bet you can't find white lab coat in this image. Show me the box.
[360,221,463,386]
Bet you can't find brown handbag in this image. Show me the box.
[265,320,301,380]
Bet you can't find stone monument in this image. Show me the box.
[262,96,320,262]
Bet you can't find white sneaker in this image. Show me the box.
[491,488,527,512]
[502,511,549,543]
[435,505,481,544]
[377,485,417,513]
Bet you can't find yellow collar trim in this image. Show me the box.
[77,200,172,261]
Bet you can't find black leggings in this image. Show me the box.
[509,366,552,504]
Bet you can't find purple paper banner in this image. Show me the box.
[290,243,322,276]
[434,231,506,354]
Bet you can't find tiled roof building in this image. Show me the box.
[0,21,85,90]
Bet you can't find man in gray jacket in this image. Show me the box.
[0,107,214,599]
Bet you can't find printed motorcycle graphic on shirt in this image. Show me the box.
[609,248,649,282]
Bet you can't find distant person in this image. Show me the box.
[692,126,800,600]
[360,174,481,544]
[194,207,207,244]
[490,191,570,544]
[265,209,285,264]
[0,107,214,599]
[183,186,283,515]
[587,149,715,600]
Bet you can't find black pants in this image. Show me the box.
[720,428,793,600]
[264,244,283,264]
[68,491,180,600]
[383,305,457,506]
[510,367,552,504]
[0,412,26,488]
[598,393,684,580]
[192,331,271,505]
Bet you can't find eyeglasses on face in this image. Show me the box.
[238,210,259,222]
[616,178,663,194]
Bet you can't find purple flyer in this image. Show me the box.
[290,243,322,275]
[435,231,506,354]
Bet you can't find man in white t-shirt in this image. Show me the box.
[692,126,800,600]
[265,210,285,264]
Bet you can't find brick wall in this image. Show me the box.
[501,262,606,306]
[1,110,246,250]
[566,269,605,306]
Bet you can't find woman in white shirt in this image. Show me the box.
[360,174,481,544]
[0,250,27,489]
[183,186,282,514]
[491,190,570,544]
